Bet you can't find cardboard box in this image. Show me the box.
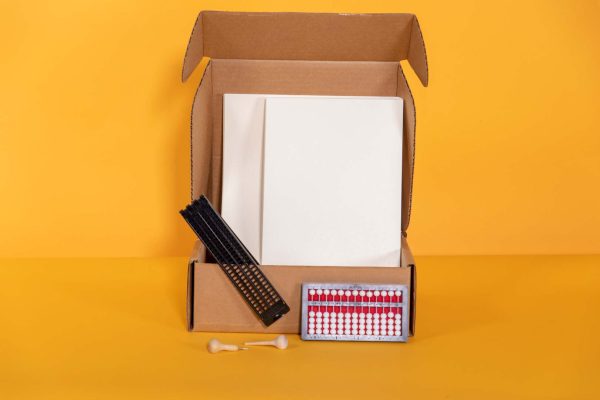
[183,11,428,335]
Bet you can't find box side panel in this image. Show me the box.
[191,62,214,200]
[401,236,415,268]
[187,241,206,331]
[407,17,429,87]
[207,59,400,211]
[396,64,416,232]
[402,237,417,336]
[182,12,204,82]
[192,263,412,333]
[187,260,195,330]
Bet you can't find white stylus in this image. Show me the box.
[207,338,248,354]
[244,335,288,350]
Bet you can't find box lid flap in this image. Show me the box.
[182,11,428,87]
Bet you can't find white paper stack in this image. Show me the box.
[222,94,403,267]
[222,94,266,261]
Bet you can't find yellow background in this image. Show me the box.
[1,0,599,257]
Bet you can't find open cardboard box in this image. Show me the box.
[183,11,428,335]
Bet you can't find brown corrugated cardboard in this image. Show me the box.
[182,11,428,86]
[183,11,427,335]
[188,236,416,334]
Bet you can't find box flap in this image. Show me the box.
[182,11,428,87]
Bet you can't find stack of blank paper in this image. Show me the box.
[222,95,404,267]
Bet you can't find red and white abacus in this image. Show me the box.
[301,284,409,342]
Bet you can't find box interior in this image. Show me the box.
[192,59,418,233]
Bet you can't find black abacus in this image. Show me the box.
[180,195,289,326]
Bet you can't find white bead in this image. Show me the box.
[395,290,402,297]
[395,330,401,336]
[352,323,357,329]
[373,313,379,319]
[316,311,322,318]
[366,291,373,298]
[316,289,322,295]
[374,330,379,335]
[366,329,372,335]
[359,312,365,318]
[309,328,315,335]
[388,312,394,318]
[359,290,365,296]
[316,329,322,334]
[331,289,337,296]
[309,311,315,317]
[352,329,358,335]
[323,317,329,323]
[316,317,322,323]
[352,312,358,319]
[324,289,330,296]
[309,323,315,329]
[381,291,387,297]
[374,290,380,296]
[345,329,350,335]
[323,312,329,318]
[351,290,358,296]
[309,289,315,295]
[359,329,365,335]
[330,312,336,318]
[395,314,401,320]
[381,329,387,335]
[366,313,372,319]
[323,328,329,334]
[345,290,351,296]
[330,329,336,335]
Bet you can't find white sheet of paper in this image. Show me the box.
[222,94,266,261]
[222,94,403,266]
[262,96,404,267]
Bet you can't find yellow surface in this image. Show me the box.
[1,256,599,399]
[1,1,600,257]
